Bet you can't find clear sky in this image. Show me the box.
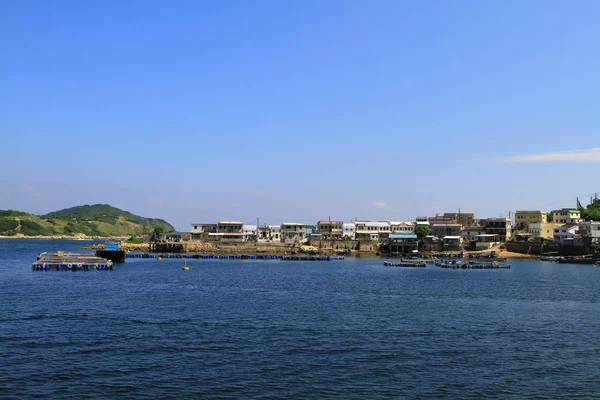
[2,1,600,230]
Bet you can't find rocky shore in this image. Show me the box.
[0,234,128,240]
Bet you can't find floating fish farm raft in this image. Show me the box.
[430,260,511,269]
[33,252,113,271]
[125,253,344,261]
[384,260,426,268]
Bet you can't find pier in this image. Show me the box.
[32,252,114,271]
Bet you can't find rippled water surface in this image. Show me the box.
[1,240,600,399]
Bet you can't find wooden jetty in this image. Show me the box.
[33,251,113,271]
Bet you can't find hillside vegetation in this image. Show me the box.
[0,204,175,237]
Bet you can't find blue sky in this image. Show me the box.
[1,1,600,230]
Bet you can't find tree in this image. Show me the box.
[153,226,165,234]
[415,225,431,238]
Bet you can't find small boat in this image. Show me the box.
[157,256,163,261]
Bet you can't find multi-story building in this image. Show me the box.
[281,222,305,243]
[257,225,281,242]
[554,224,579,243]
[552,209,582,224]
[355,221,391,241]
[389,221,416,234]
[528,222,563,239]
[577,221,600,241]
[216,221,244,242]
[514,210,547,230]
[481,218,512,242]
[243,225,257,242]
[461,226,485,242]
[190,223,216,240]
[342,223,356,240]
[430,223,461,238]
[316,220,343,240]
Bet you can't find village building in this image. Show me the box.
[215,221,244,242]
[578,221,600,241]
[553,224,579,243]
[190,223,217,241]
[243,225,257,242]
[342,223,356,240]
[528,222,563,239]
[552,209,582,224]
[316,220,343,240]
[281,222,306,243]
[514,210,547,230]
[481,218,512,242]
[430,223,461,238]
[355,221,391,241]
[257,225,281,242]
[389,221,415,234]
[461,226,485,243]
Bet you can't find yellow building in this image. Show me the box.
[514,210,547,230]
[552,209,582,224]
[528,223,563,239]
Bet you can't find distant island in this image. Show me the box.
[0,204,175,238]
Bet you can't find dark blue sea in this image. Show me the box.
[1,239,600,399]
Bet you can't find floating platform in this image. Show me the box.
[433,261,511,269]
[124,253,344,261]
[384,260,426,268]
[33,252,114,271]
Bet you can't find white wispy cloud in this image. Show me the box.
[373,201,389,209]
[496,148,600,164]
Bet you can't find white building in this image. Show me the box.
[243,225,257,242]
[577,221,600,240]
[554,224,579,243]
[342,223,356,240]
[355,221,391,240]
[389,221,415,234]
[216,220,244,242]
[190,223,216,240]
[258,225,281,242]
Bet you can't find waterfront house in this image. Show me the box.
[528,222,563,239]
[578,221,600,242]
[552,209,582,224]
[461,227,485,243]
[481,218,512,242]
[243,225,257,242]
[281,222,305,243]
[355,221,391,241]
[316,220,343,240]
[553,224,579,243]
[190,223,217,241]
[421,235,442,252]
[475,234,500,250]
[389,221,416,235]
[257,225,281,242]
[342,223,356,240]
[430,223,461,238]
[442,236,462,251]
[514,210,547,230]
[386,233,418,255]
[216,221,245,242]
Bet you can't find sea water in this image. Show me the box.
[1,239,600,399]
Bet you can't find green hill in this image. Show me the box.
[0,204,175,237]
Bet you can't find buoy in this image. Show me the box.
[157,256,163,261]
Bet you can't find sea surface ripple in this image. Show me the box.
[1,240,600,399]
